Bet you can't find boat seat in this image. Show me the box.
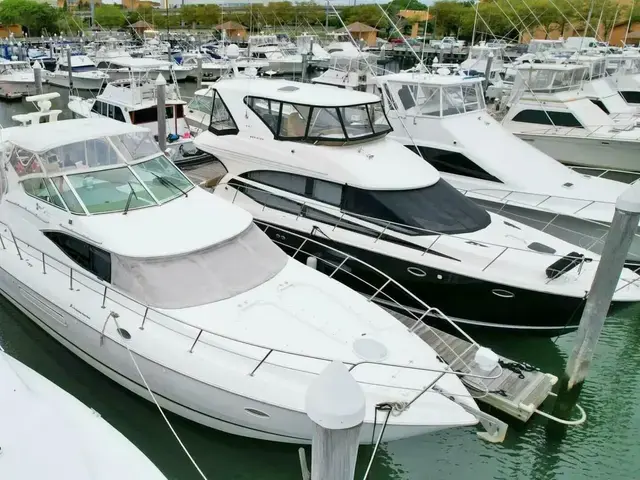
[285,112,306,137]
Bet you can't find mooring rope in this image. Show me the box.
[109,313,209,480]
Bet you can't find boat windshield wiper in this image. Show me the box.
[123,182,139,215]
[150,171,188,198]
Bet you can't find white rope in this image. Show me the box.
[109,314,209,480]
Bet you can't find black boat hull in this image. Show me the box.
[256,222,629,337]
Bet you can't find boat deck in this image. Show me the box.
[391,312,557,422]
[182,160,557,424]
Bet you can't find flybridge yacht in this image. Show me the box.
[93,47,192,81]
[0,99,490,443]
[500,63,640,172]
[0,60,37,99]
[68,77,210,165]
[0,347,167,479]
[459,45,505,84]
[372,71,640,265]
[47,54,109,90]
[296,33,331,68]
[247,35,304,75]
[181,53,268,80]
[192,77,640,334]
[606,53,640,104]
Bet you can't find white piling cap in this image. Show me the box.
[155,73,166,85]
[616,183,640,214]
[305,361,365,430]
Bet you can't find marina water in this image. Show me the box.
[1,83,639,480]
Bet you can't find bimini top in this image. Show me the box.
[5,118,147,153]
[215,77,380,106]
[513,63,588,93]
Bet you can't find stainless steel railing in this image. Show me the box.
[0,219,498,403]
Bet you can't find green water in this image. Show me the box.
[2,82,640,479]
[2,295,640,479]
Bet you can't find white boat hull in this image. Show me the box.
[514,132,640,172]
[47,73,106,90]
[0,263,464,444]
[0,80,34,99]
[266,60,304,75]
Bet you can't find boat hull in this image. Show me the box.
[473,198,640,268]
[0,79,35,99]
[47,73,106,91]
[514,132,640,172]
[254,221,620,336]
[0,265,460,444]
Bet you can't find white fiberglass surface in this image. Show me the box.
[111,224,288,308]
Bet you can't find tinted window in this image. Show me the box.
[22,177,66,209]
[407,145,502,183]
[512,109,583,128]
[590,99,609,114]
[113,106,126,122]
[242,170,342,206]
[44,232,112,282]
[342,180,491,235]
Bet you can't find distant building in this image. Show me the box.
[397,10,432,38]
[215,21,247,41]
[342,22,378,47]
[57,0,102,9]
[130,20,154,36]
[0,24,23,38]
[122,0,160,9]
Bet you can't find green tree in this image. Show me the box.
[94,4,126,29]
[0,0,60,36]
[342,5,390,29]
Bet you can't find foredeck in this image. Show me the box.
[182,160,558,424]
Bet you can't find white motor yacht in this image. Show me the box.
[0,347,167,479]
[459,45,505,85]
[68,77,209,165]
[248,35,305,75]
[0,105,487,443]
[0,60,37,99]
[499,63,640,172]
[191,77,640,335]
[94,49,192,82]
[296,33,331,69]
[47,54,110,90]
[606,53,640,104]
[181,53,268,81]
[371,70,640,265]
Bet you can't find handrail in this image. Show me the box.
[0,219,498,404]
[518,122,640,141]
[215,178,603,269]
[567,165,640,183]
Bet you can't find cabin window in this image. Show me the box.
[208,90,238,135]
[511,109,583,128]
[242,171,343,206]
[188,94,214,115]
[113,107,126,122]
[91,100,108,117]
[44,231,112,282]
[342,180,491,236]
[131,156,194,203]
[96,61,110,69]
[245,96,391,143]
[21,177,66,209]
[406,145,502,183]
[590,99,609,114]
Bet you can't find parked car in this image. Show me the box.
[431,36,466,49]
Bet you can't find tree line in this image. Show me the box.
[0,0,634,42]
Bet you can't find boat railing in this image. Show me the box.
[521,123,640,141]
[458,186,615,218]
[0,220,499,402]
[215,179,604,273]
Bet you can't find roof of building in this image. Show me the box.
[343,22,378,33]
[130,20,153,29]
[216,21,246,30]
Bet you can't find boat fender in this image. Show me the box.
[545,251,586,279]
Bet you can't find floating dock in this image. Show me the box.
[183,161,558,425]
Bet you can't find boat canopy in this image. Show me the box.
[8,119,194,215]
[382,75,485,117]
[512,64,588,93]
[526,39,564,54]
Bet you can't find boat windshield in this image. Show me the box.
[246,96,392,143]
[187,93,214,114]
[12,131,194,214]
[515,67,586,92]
[342,180,490,235]
[391,82,484,117]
